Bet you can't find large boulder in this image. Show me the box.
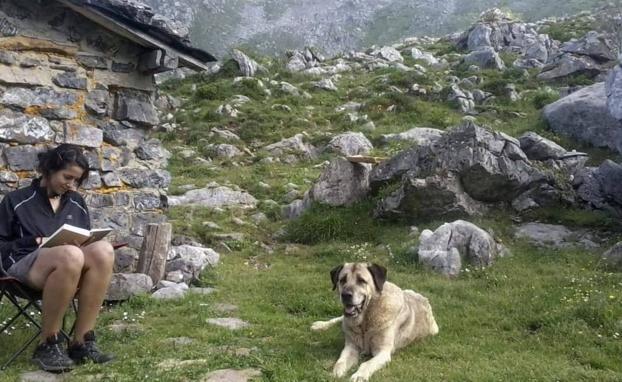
[418,220,507,277]
[168,184,257,209]
[374,173,487,221]
[380,127,444,146]
[574,160,622,217]
[309,157,370,207]
[606,64,622,121]
[543,82,622,154]
[463,47,505,70]
[325,132,373,156]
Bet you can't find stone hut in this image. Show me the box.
[0,0,215,271]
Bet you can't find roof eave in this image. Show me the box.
[57,0,213,71]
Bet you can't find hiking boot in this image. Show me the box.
[32,333,75,372]
[67,331,114,364]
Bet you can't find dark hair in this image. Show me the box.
[37,144,90,187]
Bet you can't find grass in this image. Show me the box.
[3,232,622,381]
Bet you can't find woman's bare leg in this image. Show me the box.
[26,245,84,341]
[72,241,114,341]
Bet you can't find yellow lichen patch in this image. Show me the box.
[14,171,36,179]
[23,106,41,116]
[0,36,78,56]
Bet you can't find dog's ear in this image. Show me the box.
[368,263,387,292]
[330,264,344,291]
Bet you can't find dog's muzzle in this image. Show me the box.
[343,298,365,317]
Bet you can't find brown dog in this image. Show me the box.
[311,263,438,381]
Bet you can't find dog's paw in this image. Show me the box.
[311,321,329,331]
[332,363,348,378]
[350,371,370,382]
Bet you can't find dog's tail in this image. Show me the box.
[310,316,343,332]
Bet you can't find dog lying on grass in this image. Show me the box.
[311,263,438,381]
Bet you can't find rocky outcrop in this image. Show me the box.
[543,82,622,154]
[538,31,615,81]
[574,160,622,217]
[456,8,557,69]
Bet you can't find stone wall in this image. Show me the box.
[0,0,171,269]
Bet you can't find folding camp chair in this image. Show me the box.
[0,264,76,370]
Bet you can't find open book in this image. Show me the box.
[41,224,113,248]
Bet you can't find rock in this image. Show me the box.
[313,78,338,91]
[282,192,312,220]
[118,168,171,188]
[264,134,317,161]
[0,111,54,144]
[61,121,103,148]
[231,49,261,77]
[52,72,87,89]
[560,31,615,62]
[537,54,601,81]
[464,47,505,70]
[206,144,243,159]
[151,286,187,300]
[513,222,587,248]
[114,90,159,126]
[380,127,444,146]
[518,132,567,160]
[135,138,171,162]
[106,273,153,301]
[447,85,475,114]
[411,48,439,65]
[606,64,622,121]
[206,318,250,330]
[372,46,403,62]
[4,145,45,171]
[166,245,220,282]
[371,121,540,203]
[85,90,109,116]
[543,82,622,154]
[199,368,262,382]
[418,220,506,277]
[19,371,67,382]
[309,157,370,206]
[375,173,487,221]
[325,132,373,156]
[601,242,622,271]
[168,185,257,209]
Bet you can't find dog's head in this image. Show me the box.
[330,262,387,318]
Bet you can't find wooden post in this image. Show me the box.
[136,223,172,284]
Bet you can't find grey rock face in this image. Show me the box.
[514,223,573,248]
[166,244,220,282]
[418,220,506,277]
[601,242,622,271]
[264,134,317,161]
[380,127,444,145]
[325,132,373,156]
[0,111,55,144]
[543,82,622,154]
[168,184,257,209]
[537,54,601,81]
[309,157,370,207]
[114,90,159,126]
[375,173,487,221]
[106,273,154,301]
[231,49,260,77]
[1,87,77,110]
[518,132,567,160]
[464,47,505,70]
[118,168,172,188]
[574,160,622,217]
[560,31,615,63]
[52,72,87,89]
[606,65,622,121]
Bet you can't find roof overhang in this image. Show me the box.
[57,0,215,71]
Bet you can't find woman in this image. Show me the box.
[0,144,115,371]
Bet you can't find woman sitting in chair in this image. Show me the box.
[0,144,114,371]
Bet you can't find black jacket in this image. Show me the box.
[0,178,90,271]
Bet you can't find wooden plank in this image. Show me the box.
[136,223,172,284]
[56,0,209,71]
[345,155,388,164]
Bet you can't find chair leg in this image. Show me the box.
[0,330,39,370]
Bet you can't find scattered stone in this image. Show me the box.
[206,318,250,330]
[199,368,262,382]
